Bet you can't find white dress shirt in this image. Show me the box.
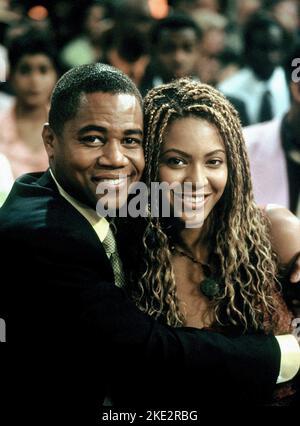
[218,67,290,124]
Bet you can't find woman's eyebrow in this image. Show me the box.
[160,148,190,158]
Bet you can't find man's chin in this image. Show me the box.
[96,196,127,218]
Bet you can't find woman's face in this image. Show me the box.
[11,54,57,108]
[158,116,228,228]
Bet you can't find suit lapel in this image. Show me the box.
[37,170,115,282]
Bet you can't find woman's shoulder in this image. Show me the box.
[263,204,299,230]
[261,204,300,264]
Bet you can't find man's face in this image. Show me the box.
[247,25,283,81]
[156,28,199,81]
[107,49,149,86]
[43,92,144,209]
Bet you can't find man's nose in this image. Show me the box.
[174,49,186,65]
[98,140,129,168]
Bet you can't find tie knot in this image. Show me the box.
[102,227,116,256]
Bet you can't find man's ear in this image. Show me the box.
[290,81,300,103]
[42,123,57,160]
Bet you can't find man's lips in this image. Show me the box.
[91,174,130,190]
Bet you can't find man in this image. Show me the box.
[218,12,290,124]
[0,64,298,419]
[244,42,300,217]
[100,26,150,87]
[139,14,201,96]
[140,13,249,125]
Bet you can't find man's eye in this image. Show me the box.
[123,138,142,146]
[80,136,104,144]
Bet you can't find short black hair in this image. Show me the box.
[7,27,59,72]
[243,12,283,50]
[151,13,202,45]
[102,27,149,63]
[48,63,142,135]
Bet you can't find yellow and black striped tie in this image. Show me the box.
[102,227,125,287]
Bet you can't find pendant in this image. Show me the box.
[200,278,220,300]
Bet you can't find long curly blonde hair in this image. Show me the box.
[129,78,285,333]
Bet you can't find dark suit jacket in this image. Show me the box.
[0,171,281,420]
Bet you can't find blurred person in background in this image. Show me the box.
[140,13,249,125]
[59,0,114,70]
[244,42,300,218]
[0,152,13,207]
[139,14,201,96]
[264,0,300,40]
[192,10,227,85]
[114,0,154,36]
[168,0,221,14]
[0,0,26,110]
[100,25,150,87]
[218,12,290,124]
[0,26,59,178]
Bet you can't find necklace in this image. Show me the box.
[170,244,220,300]
[170,244,209,267]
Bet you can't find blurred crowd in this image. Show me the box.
[0,0,299,215]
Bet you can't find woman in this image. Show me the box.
[122,77,299,337]
[120,79,300,404]
[0,27,59,178]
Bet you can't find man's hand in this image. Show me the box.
[289,252,300,284]
[292,318,300,345]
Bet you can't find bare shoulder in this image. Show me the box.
[262,204,300,264]
[265,204,300,229]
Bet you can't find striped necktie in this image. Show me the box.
[102,227,125,287]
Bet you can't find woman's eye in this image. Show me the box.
[166,157,185,166]
[207,159,223,166]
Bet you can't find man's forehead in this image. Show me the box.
[68,92,143,129]
[159,27,198,43]
[79,91,141,105]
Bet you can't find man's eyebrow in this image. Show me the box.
[77,126,143,136]
[78,125,107,135]
[124,129,143,136]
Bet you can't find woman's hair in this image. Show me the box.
[132,78,282,332]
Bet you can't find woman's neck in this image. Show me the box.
[15,102,48,121]
[178,226,208,261]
